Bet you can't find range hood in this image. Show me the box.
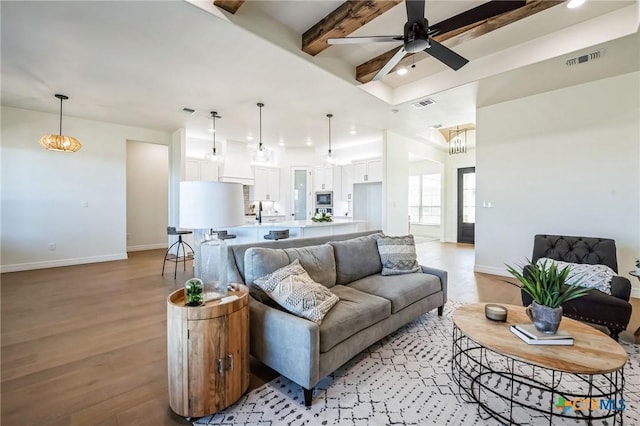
[219,140,254,185]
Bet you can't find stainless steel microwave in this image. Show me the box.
[315,191,333,207]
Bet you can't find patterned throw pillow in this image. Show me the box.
[374,234,421,276]
[536,258,615,294]
[254,259,339,324]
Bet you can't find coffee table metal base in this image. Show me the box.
[452,325,625,425]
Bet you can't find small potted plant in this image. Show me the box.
[635,258,640,275]
[184,278,204,307]
[506,259,592,334]
[311,212,333,223]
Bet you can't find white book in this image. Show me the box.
[513,323,572,340]
[510,325,574,346]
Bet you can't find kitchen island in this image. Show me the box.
[226,220,368,245]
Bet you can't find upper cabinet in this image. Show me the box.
[252,166,280,201]
[313,165,342,194]
[352,158,382,183]
[185,158,219,181]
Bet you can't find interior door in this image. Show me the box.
[457,167,475,244]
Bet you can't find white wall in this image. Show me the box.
[475,72,640,291]
[1,106,171,272]
[126,141,168,251]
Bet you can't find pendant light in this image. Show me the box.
[323,113,337,165]
[448,125,467,155]
[251,102,271,163]
[204,111,222,163]
[39,94,81,152]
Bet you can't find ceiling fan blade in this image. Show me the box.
[372,47,407,81]
[424,39,468,71]
[328,36,403,45]
[405,0,425,24]
[429,0,526,37]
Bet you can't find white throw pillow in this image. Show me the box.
[536,258,615,294]
[254,259,339,324]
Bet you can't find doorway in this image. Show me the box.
[457,167,475,244]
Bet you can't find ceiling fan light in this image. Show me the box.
[567,0,586,8]
[397,67,408,76]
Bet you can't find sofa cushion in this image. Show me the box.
[244,244,337,288]
[348,272,441,314]
[254,259,339,324]
[318,285,391,352]
[329,234,383,285]
[374,234,421,276]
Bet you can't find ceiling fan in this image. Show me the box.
[327,0,526,81]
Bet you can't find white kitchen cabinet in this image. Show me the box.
[252,166,280,201]
[313,166,342,196]
[352,158,382,183]
[341,164,354,202]
[185,158,219,181]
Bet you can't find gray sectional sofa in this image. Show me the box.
[226,230,447,406]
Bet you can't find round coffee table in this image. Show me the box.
[452,303,627,424]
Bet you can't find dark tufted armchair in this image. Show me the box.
[521,234,632,341]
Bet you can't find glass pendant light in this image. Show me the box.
[39,94,81,152]
[252,102,271,163]
[204,111,222,163]
[323,113,336,165]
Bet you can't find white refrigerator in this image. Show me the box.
[353,182,382,231]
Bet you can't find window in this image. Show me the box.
[408,173,441,225]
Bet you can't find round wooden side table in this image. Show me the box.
[167,284,249,419]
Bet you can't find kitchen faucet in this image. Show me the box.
[257,201,263,224]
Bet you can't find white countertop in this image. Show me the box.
[233,220,366,229]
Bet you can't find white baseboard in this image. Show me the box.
[631,288,640,299]
[0,253,128,273]
[127,243,167,252]
[474,265,511,277]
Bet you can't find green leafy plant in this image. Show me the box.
[185,279,204,306]
[505,259,591,308]
[311,212,333,223]
[635,258,640,268]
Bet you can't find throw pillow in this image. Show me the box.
[374,234,421,276]
[536,258,615,294]
[254,259,339,324]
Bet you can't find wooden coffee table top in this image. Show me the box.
[453,303,627,375]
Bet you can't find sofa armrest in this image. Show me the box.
[249,297,320,389]
[610,276,631,301]
[421,265,448,304]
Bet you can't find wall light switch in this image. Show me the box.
[48,243,56,251]
[81,201,89,208]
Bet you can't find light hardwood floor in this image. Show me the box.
[2,242,638,425]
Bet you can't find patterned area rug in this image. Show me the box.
[194,303,639,425]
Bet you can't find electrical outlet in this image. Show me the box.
[48,243,56,251]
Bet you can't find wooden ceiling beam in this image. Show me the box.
[302,0,403,57]
[355,0,563,84]
[213,0,245,15]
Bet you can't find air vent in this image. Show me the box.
[411,98,436,108]
[565,49,604,67]
[429,124,443,129]
[182,107,196,114]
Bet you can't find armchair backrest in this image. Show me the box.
[532,234,619,273]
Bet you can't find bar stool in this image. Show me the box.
[162,227,194,279]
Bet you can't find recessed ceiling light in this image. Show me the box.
[208,128,215,133]
[397,67,408,76]
[349,129,357,135]
[247,135,254,141]
[306,139,313,146]
[278,140,285,147]
[566,0,586,8]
